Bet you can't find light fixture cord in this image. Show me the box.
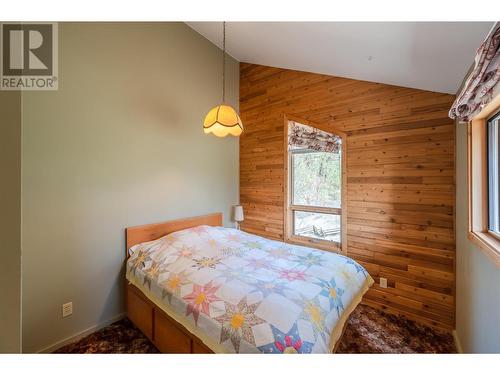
[222,21,226,103]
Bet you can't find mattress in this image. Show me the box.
[126,225,373,353]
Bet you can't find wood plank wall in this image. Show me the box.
[239,63,456,330]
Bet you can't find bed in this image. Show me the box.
[125,213,373,354]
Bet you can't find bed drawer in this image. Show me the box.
[126,284,154,340]
[192,340,212,354]
[154,309,192,353]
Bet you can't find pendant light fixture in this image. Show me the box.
[203,22,243,137]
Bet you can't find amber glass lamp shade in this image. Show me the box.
[203,104,243,137]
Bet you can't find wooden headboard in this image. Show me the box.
[125,213,223,257]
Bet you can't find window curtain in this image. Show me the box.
[449,22,500,122]
[288,121,341,153]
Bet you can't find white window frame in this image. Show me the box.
[283,115,347,254]
[487,111,500,237]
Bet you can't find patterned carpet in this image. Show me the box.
[55,304,456,354]
[337,304,456,353]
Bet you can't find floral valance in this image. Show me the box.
[288,121,341,153]
[449,23,500,122]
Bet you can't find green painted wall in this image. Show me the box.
[21,22,239,352]
[0,90,22,353]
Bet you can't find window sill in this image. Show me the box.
[285,235,343,254]
[467,231,500,268]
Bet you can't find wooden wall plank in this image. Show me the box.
[239,63,455,330]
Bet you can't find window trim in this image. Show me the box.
[283,114,347,254]
[467,94,500,268]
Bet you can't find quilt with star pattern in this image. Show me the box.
[126,225,373,353]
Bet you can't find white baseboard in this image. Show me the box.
[452,330,463,353]
[37,312,127,353]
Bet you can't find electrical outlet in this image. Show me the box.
[379,277,388,288]
[62,302,73,318]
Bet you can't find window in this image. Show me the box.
[468,97,500,267]
[487,111,500,236]
[284,117,346,253]
[291,150,341,242]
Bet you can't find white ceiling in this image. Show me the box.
[187,22,493,94]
